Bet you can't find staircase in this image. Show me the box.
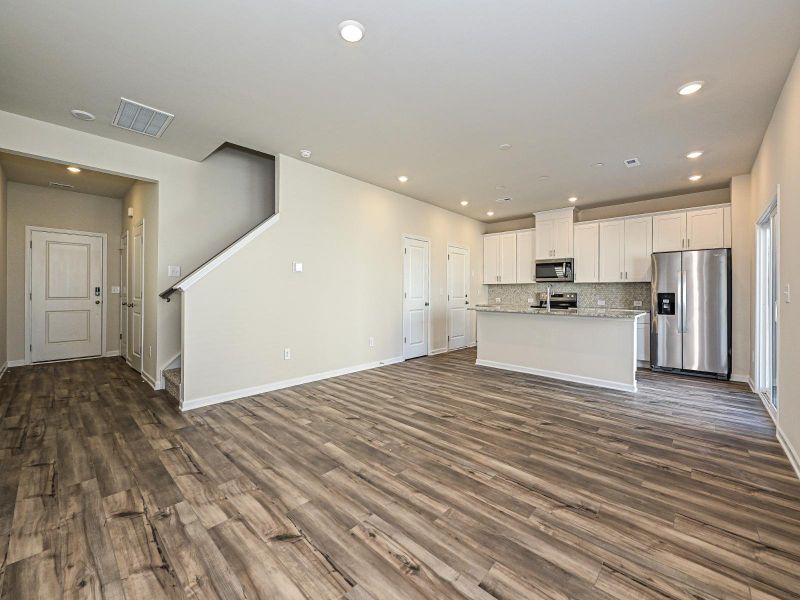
[163,368,181,402]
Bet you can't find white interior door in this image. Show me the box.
[447,245,470,350]
[30,229,103,362]
[403,237,429,359]
[119,232,129,362]
[129,222,144,372]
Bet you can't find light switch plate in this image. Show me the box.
[111,286,120,294]
[293,262,303,273]
[597,299,606,306]
[785,284,791,303]
[633,300,642,307]
[167,265,181,277]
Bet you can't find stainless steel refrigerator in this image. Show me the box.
[651,249,731,379]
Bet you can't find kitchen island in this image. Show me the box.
[474,304,648,392]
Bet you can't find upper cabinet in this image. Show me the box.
[483,232,518,284]
[534,207,574,259]
[573,223,599,283]
[653,206,726,252]
[598,220,625,282]
[624,216,653,281]
[515,229,535,284]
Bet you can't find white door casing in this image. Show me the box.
[447,245,470,350]
[403,236,430,359]
[130,222,144,372]
[120,232,129,362]
[29,228,104,363]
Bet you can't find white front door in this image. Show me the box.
[30,229,103,362]
[120,232,129,362]
[403,237,429,359]
[129,222,144,373]
[447,245,470,350]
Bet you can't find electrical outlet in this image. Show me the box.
[167,265,181,277]
[633,300,642,308]
[369,337,375,348]
[527,297,535,303]
[785,284,791,303]
[111,286,120,294]
[597,299,606,306]
[495,297,502,304]
[284,348,291,360]
[148,345,152,357]
[292,262,303,273]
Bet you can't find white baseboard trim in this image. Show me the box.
[7,359,25,368]
[777,426,800,481]
[182,355,405,412]
[142,370,163,391]
[756,391,778,425]
[0,362,7,380]
[104,350,120,358]
[475,358,637,393]
[428,347,449,356]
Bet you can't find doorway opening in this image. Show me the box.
[402,235,430,359]
[755,193,779,411]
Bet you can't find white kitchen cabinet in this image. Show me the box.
[599,220,625,282]
[723,205,732,248]
[499,233,517,283]
[573,223,599,283]
[686,206,724,250]
[483,232,517,284]
[483,235,499,284]
[652,211,687,252]
[624,216,653,282]
[515,229,535,284]
[534,219,554,260]
[534,208,574,259]
[637,314,651,363]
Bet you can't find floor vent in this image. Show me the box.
[49,181,75,190]
[624,157,641,168]
[112,98,174,138]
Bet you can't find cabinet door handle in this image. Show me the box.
[620,271,623,280]
[686,238,690,248]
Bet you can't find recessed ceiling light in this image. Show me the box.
[66,166,81,174]
[495,185,506,190]
[397,175,408,183]
[486,211,495,216]
[460,200,469,206]
[537,175,550,181]
[299,149,312,159]
[686,150,704,159]
[678,81,704,96]
[338,20,365,42]
[568,196,577,203]
[689,174,703,181]
[498,144,512,151]
[70,109,95,121]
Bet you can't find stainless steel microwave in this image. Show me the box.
[535,259,574,282]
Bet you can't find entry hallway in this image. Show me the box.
[1,350,799,599]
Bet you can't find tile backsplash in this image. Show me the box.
[487,282,652,309]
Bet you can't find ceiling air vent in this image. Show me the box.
[624,157,641,168]
[496,196,513,203]
[49,181,75,190]
[112,98,174,138]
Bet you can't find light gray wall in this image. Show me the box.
[749,46,800,463]
[6,182,123,362]
[0,164,7,370]
[181,155,487,404]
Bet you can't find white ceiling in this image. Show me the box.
[0,152,136,198]
[1,1,799,221]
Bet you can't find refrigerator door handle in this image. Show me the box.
[680,270,687,334]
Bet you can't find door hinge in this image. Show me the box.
[29,292,32,300]
[119,333,123,340]
[404,248,407,254]
[29,241,32,249]
[404,337,407,343]
[29,344,32,352]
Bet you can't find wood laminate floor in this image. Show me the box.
[1,349,799,599]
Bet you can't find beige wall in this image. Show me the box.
[5,182,122,362]
[730,175,752,381]
[487,188,731,233]
[0,164,7,370]
[181,155,487,404]
[122,181,159,381]
[748,47,800,460]
[0,110,275,386]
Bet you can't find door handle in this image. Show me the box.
[424,302,429,307]
[465,301,469,305]
[95,300,101,305]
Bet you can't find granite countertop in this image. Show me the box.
[472,304,648,319]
